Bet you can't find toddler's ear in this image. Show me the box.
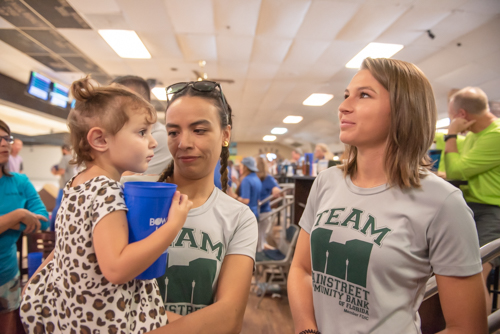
[87,127,108,152]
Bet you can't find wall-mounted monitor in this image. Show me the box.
[27,71,51,100]
[49,82,69,108]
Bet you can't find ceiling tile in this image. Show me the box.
[23,29,80,55]
[459,0,500,15]
[435,63,500,88]
[0,29,48,54]
[255,0,311,38]
[0,1,48,28]
[214,0,261,35]
[216,61,249,80]
[58,28,121,59]
[259,80,297,110]
[295,1,361,41]
[139,31,183,59]
[83,13,130,29]
[242,79,271,108]
[116,0,174,33]
[0,16,15,29]
[165,0,215,34]
[24,0,91,29]
[123,59,163,79]
[250,37,292,63]
[217,35,253,62]
[247,62,280,80]
[336,2,410,42]
[31,55,74,72]
[282,39,330,66]
[177,34,217,61]
[68,0,121,15]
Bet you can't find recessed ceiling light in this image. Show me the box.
[283,116,303,124]
[271,127,288,135]
[98,30,151,59]
[303,94,333,106]
[151,87,167,101]
[263,135,276,142]
[345,43,404,69]
[436,118,450,129]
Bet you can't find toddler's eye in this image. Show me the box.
[139,130,146,136]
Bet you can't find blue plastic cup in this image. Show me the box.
[28,252,43,278]
[123,182,177,279]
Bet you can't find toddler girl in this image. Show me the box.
[20,77,192,333]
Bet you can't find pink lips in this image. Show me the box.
[179,156,198,163]
[340,119,355,129]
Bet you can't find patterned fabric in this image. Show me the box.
[20,175,166,333]
[0,272,20,313]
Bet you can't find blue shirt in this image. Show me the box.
[0,173,49,285]
[214,160,232,190]
[259,175,280,213]
[239,172,262,218]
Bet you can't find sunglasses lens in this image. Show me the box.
[166,83,188,95]
[193,81,217,92]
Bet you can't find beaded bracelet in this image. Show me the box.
[299,330,321,334]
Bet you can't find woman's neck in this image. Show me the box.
[170,171,214,209]
[351,146,387,188]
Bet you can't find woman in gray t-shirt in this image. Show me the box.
[288,58,487,334]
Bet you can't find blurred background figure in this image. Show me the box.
[50,144,74,230]
[111,75,171,175]
[8,139,23,174]
[256,156,281,251]
[234,157,262,219]
[314,143,333,162]
[0,119,49,334]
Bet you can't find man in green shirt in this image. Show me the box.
[445,86,500,310]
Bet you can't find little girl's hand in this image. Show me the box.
[167,191,193,229]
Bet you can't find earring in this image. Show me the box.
[223,141,229,147]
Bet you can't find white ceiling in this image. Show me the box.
[0,0,499,152]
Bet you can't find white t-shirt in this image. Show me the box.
[299,167,481,334]
[146,122,172,175]
[157,187,257,315]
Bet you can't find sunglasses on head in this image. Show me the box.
[0,135,14,144]
[165,81,228,114]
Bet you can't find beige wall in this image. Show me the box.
[230,142,302,162]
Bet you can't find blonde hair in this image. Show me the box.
[450,86,489,115]
[339,58,436,189]
[68,76,156,166]
[256,156,269,181]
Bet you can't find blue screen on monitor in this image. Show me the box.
[27,71,51,100]
[49,82,69,108]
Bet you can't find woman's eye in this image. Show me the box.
[167,131,178,137]
[194,129,207,134]
[360,92,370,98]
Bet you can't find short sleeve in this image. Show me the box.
[427,190,482,276]
[226,207,258,261]
[266,175,280,190]
[240,178,251,200]
[91,182,128,229]
[298,176,320,234]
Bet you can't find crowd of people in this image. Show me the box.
[0,57,498,334]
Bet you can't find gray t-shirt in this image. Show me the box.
[299,167,481,334]
[58,154,74,189]
[146,122,172,175]
[157,187,257,315]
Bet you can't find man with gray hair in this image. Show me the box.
[445,86,500,311]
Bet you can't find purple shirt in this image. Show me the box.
[8,155,23,173]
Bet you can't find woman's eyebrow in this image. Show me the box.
[189,120,211,127]
[357,86,377,93]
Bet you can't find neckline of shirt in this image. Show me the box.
[188,186,218,217]
[345,173,389,195]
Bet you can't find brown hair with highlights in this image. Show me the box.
[68,75,156,166]
[339,58,436,189]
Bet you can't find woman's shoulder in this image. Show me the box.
[214,188,257,219]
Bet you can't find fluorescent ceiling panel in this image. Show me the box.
[152,87,167,101]
[263,135,276,142]
[98,30,151,59]
[345,43,404,69]
[0,104,68,136]
[436,118,450,128]
[303,94,333,106]
[283,116,303,124]
[271,127,287,135]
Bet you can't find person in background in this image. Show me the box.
[49,144,74,230]
[291,147,304,165]
[8,138,23,173]
[228,159,239,185]
[0,120,48,334]
[256,156,281,251]
[289,58,486,333]
[313,143,333,162]
[154,81,257,333]
[111,75,172,175]
[445,86,500,312]
[235,157,262,219]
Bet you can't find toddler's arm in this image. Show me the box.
[93,191,192,284]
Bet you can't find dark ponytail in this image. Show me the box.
[158,160,174,183]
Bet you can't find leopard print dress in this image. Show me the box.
[20,176,166,333]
